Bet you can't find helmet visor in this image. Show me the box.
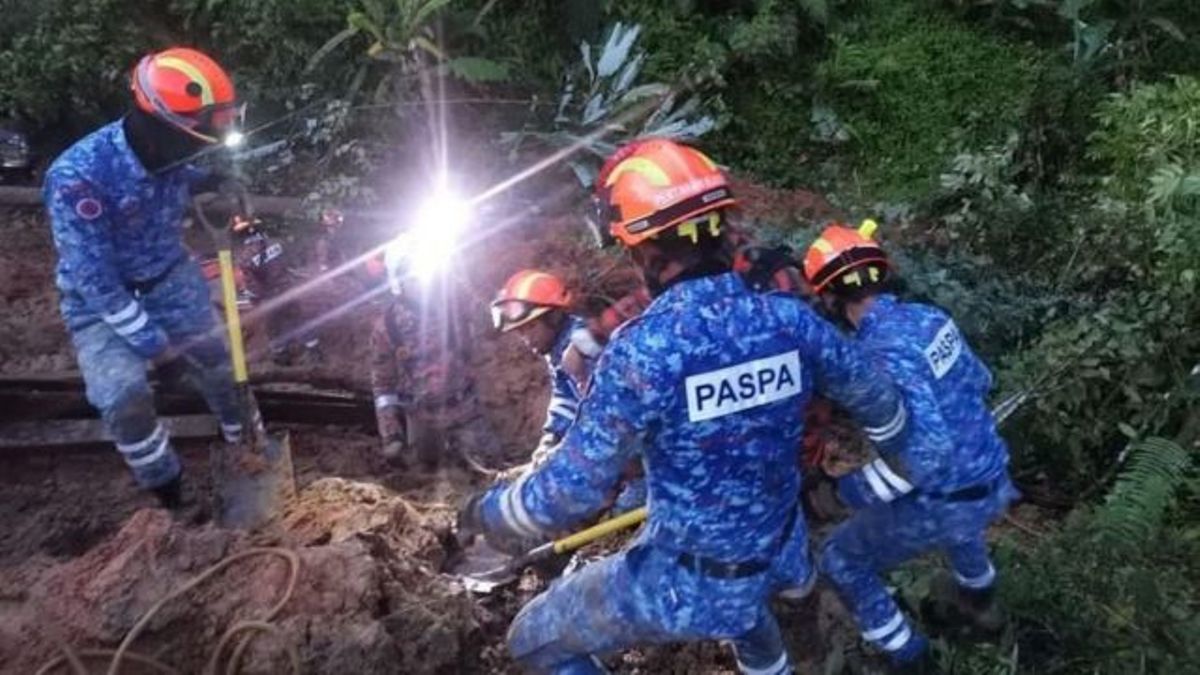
[491,300,534,331]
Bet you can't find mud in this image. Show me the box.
[0,180,882,675]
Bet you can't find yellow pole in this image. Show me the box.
[217,249,249,384]
[553,507,647,554]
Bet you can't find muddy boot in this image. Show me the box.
[890,651,942,675]
[152,476,185,509]
[381,436,415,468]
[921,572,1006,641]
[151,475,210,525]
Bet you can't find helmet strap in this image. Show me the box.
[123,108,208,173]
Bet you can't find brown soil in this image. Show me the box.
[0,180,883,675]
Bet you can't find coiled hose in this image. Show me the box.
[34,547,301,675]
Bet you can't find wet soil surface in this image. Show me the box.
[0,189,883,674]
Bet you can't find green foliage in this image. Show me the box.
[0,0,150,132]
[1090,75,1200,203]
[816,2,1040,198]
[991,439,1200,673]
[501,21,724,193]
[1095,436,1193,548]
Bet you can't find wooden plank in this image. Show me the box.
[0,415,218,450]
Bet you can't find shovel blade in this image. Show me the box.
[447,538,520,593]
[213,430,296,530]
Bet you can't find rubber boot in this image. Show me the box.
[921,572,1006,641]
[890,650,941,675]
[152,476,185,509]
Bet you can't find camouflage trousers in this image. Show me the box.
[819,474,1019,662]
[508,514,813,675]
[68,261,241,489]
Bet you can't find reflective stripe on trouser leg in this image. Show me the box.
[820,537,924,662]
[70,322,181,489]
[731,611,791,675]
[115,422,182,489]
[945,535,997,590]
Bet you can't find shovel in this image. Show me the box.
[193,194,296,530]
[453,506,647,593]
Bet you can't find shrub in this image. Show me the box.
[816,2,1040,198]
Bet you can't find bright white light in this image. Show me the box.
[408,187,469,284]
[223,131,246,149]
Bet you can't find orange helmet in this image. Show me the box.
[131,48,243,144]
[594,139,736,248]
[491,270,571,332]
[803,220,890,294]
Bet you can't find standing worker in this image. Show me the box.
[370,236,498,467]
[43,48,248,508]
[459,139,912,674]
[802,222,1018,673]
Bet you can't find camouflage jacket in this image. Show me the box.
[481,272,910,564]
[44,120,208,358]
[837,294,1010,508]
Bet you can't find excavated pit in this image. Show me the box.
[0,184,860,674]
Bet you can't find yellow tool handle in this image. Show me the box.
[217,249,249,384]
[552,506,647,554]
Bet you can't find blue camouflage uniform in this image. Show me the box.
[44,120,242,490]
[541,316,600,441]
[819,294,1018,663]
[539,316,645,513]
[477,272,910,674]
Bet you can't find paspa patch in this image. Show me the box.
[685,351,803,422]
[925,319,963,379]
[75,198,104,221]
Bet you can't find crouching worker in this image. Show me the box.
[491,269,649,512]
[458,139,913,674]
[491,269,600,465]
[44,48,249,509]
[802,222,1019,673]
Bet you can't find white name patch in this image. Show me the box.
[685,351,803,422]
[925,320,963,380]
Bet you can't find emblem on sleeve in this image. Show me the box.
[75,198,104,221]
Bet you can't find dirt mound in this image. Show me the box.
[0,478,498,675]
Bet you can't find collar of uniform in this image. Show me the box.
[111,120,153,182]
[857,293,900,337]
[655,270,741,308]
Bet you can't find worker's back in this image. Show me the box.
[856,294,1008,491]
[520,271,903,565]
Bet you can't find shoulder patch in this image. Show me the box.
[75,197,104,221]
[925,320,963,379]
[685,350,803,422]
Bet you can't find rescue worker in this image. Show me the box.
[458,139,912,674]
[490,269,602,465]
[43,47,247,508]
[370,236,498,467]
[802,222,1018,672]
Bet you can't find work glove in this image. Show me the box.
[455,486,545,556]
[802,469,847,522]
[455,491,487,548]
[735,245,800,292]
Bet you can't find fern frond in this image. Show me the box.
[1094,437,1193,547]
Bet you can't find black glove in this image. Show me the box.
[455,491,487,547]
[738,245,798,292]
[803,470,847,522]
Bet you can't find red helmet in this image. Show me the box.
[594,139,736,248]
[803,220,889,294]
[131,47,242,144]
[491,270,571,332]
